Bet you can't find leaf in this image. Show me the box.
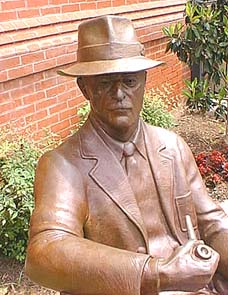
[192,16,201,24]
[192,27,201,39]
[184,79,193,88]
[204,23,210,31]
[182,89,193,99]
[165,42,171,53]
[185,1,192,17]
[162,26,170,36]
[219,42,228,47]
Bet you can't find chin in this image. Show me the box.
[111,116,135,130]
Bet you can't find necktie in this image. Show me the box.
[122,142,136,175]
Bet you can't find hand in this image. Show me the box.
[158,239,220,292]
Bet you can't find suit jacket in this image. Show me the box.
[25,119,228,295]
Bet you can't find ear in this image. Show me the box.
[145,71,147,82]
[77,77,90,101]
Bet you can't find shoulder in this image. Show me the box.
[147,124,175,136]
[143,121,193,161]
[37,132,81,180]
[143,122,184,147]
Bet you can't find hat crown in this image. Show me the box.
[78,15,138,48]
[77,15,144,62]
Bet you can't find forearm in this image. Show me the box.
[25,230,156,295]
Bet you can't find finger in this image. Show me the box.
[186,215,197,240]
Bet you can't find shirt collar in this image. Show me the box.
[89,115,147,161]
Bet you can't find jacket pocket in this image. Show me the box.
[175,191,198,232]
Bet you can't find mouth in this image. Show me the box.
[114,108,130,111]
[108,107,131,111]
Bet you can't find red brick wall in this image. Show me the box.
[0,0,189,139]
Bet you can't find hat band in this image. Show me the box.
[77,42,144,62]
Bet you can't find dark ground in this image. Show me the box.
[1,113,228,294]
[0,256,59,294]
[172,113,228,201]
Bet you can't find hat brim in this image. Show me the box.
[57,56,164,77]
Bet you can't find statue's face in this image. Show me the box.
[80,71,146,140]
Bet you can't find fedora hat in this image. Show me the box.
[58,15,163,77]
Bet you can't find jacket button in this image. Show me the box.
[137,246,147,254]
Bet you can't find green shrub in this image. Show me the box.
[183,78,227,120]
[183,78,215,113]
[141,88,175,129]
[163,0,228,130]
[0,129,60,261]
[76,102,91,130]
[162,0,228,86]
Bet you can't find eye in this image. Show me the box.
[123,77,137,87]
[99,79,111,89]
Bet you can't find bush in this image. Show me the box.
[76,102,91,130]
[141,87,175,129]
[163,0,228,85]
[163,0,228,135]
[183,78,227,120]
[0,129,60,261]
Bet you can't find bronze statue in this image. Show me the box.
[25,15,228,295]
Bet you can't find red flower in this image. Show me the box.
[198,164,209,176]
[195,148,228,187]
[195,152,207,165]
[209,150,225,167]
[212,173,221,183]
[224,162,228,171]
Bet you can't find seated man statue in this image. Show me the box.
[25,15,228,295]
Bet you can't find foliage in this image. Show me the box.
[183,78,214,112]
[141,86,176,128]
[195,148,228,188]
[0,129,60,261]
[163,0,228,85]
[76,102,91,130]
[163,0,228,120]
[183,78,227,119]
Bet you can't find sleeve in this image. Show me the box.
[25,150,159,295]
[177,135,228,279]
[140,258,160,295]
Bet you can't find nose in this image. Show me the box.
[111,82,125,101]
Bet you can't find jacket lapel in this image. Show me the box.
[79,120,148,248]
[143,123,182,244]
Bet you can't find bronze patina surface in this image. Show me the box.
[25,15,228,295]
